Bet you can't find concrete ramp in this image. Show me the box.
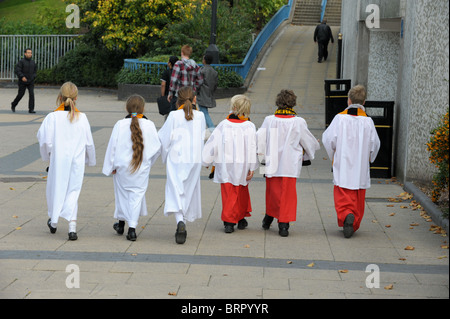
[246,24,340,130]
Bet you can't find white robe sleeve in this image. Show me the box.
[202,123,220,167]
[84,116,96,167]
[299,119,320,161]
[158,112,174,164]
[102,122,120,176]
[247,124,259,172]
[369,121,381,163]
[37,114,54,162]
[256,117,269,165]
[322,118,338,162]
[146,121,162,167]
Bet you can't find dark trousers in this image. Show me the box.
[318,41,329,62]
[12,82,35,111]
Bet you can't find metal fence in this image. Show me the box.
[124,0,294,81]
[0,35,79,81]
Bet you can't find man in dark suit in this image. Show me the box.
[11,48,37,113]
[314,19,334,63]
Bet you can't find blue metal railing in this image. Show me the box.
[320,0,328,22]
[123,0,294,82]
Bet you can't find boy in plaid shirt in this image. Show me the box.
[168,45,204,111]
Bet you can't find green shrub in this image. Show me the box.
[35,43,126,87]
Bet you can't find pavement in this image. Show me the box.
[0,25,448,302]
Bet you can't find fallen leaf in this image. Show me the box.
[131,253,137,256]
[307,262,315,268]
[12,215,18,218]
[400,205,408,209]
[398,258,406,261]
[437,255,448,259]
[404,246,415,251]
[339,269,348,273]
[441,245,449,249]
[385,225,391,228]
[15,227,22,230]
[9,187,15,191]
[372,220,378,223]
[384,284,394,290]
[387,204,394,207]
[389,213,396,216]
[410,223,420,226]
[168,292,177,296]
[244,244,250,248]
[286,260,292,264]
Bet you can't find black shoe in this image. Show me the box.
[262,214,274,230]
[47,218,57,233]
[126,227,137,241]
[278,223,289,237]
[224,222,235,233]
[237,218,248,230]
[343,214,355,238]
[11,105,16,113]
[175,221,187,244]
[29,110,36,114]
[113,221,125,235]
[68,232,78,240]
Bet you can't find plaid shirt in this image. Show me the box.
[168,59,204,98]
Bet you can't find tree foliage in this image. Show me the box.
[237,0,287,30]
[74,0,211,55]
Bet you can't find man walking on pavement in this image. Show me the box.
[11,48,37,113]
[313,19,334,63]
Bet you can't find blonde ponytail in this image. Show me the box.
[57,82,79,123]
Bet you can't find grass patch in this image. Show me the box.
[0,0,67,23]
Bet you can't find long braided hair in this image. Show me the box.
[126,95,145,174]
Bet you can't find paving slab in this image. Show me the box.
[0,25,448,303]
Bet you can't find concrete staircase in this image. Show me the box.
[292,0,342,26]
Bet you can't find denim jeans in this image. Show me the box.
[198,105,215,129]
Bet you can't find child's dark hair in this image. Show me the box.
[176,86,196,121]
[276,90,297,109]
[203,53,213,65]
[126,95,145,173]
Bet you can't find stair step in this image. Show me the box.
[292,0,342,26]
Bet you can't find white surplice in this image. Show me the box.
[202,119,259,186]
[37,111,96,225]
[322,105,381,190]
[158,109,206,222]
[102,118,161,228]
[256,115,320,178]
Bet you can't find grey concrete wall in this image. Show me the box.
[396,0,449,183]
[341,0,449,184]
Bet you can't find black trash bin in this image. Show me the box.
[324,79,352,126]
[364,101,395,179]
[324,80,395,179]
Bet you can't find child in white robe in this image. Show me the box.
[158,86,206,244]
[37,82,96,240]
[202,95,259,233]
[322,85,381,238]
[102,95,161,241]
[257,90,320,237]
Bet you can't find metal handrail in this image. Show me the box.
[321,0,328,22]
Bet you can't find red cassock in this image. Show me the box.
[333,186,366,232]
[221,183,252,224]
[265,177,297,223]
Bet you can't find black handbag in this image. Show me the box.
[157,96,171,115]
